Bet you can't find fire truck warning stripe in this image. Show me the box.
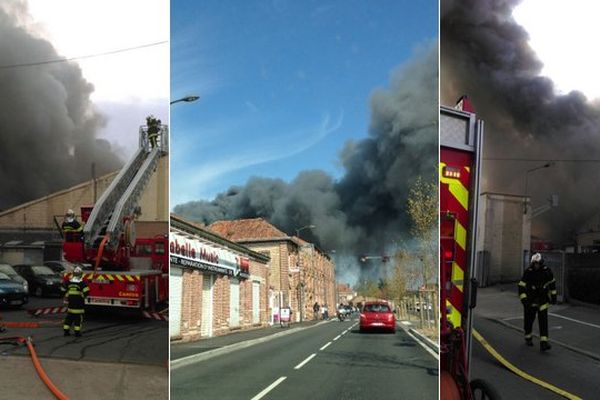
[440,163,469,210]
[455,221,467,251]
[116,275,125,281]
[473,329,583,400]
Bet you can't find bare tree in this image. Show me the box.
[407,176,438,287]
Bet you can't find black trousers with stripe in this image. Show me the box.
[524,305,548,340]
[63,312,84,332]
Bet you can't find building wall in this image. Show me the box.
[0,154,168,231]
[477,194,530,284]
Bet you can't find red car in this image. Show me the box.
[359,301,396,333]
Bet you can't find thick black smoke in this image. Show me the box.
[174,42,438,281]
[442,0,600,241]
[0,2,122,210]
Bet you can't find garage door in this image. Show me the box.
[169,267,183,338]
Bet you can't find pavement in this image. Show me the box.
[470,284,600,399]
[171,317,438,400]
[0,295,168,399]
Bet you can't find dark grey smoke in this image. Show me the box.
[0,2,122,209]
[442,0,600,242]
[174,42,438,272]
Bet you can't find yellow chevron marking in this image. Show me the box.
[455,221,467,251]
[440,162,469,210]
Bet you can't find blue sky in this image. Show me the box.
[171,0,437,206]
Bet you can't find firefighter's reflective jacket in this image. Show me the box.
[518,265,557,308]
[62,219,82,232]
[61,278,90,313]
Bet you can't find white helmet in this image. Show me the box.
[531,253,542,264]
[73,266,83,276]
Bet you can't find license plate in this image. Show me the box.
[91,298,111,304]
[92,280,110,284]
[371,322,384,326]
[10,300,22,305]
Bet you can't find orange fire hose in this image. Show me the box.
[0,336,69,400]
[94,234,110,272]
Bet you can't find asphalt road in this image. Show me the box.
[471,316,600,399]
[0,295,167,365]
[171,318,438,400]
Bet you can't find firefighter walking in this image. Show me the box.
[518,253,557,351]
[62,267,89,337]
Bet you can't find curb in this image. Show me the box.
[486,317,600,363]
[407,327,439,352]
[171,320,331,370]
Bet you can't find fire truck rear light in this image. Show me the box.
[443,166,461,179]
[444,250,453,260]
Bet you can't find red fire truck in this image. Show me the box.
[440,97,497,399]
[62,124,169,311]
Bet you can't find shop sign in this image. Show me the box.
[170,231,251,278]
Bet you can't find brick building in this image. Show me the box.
[209,218,336,324]
[170,215,270,341]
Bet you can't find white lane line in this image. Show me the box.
[333,334,341,341]
[320,342,332,351]
[548,313,600,329]
[294,353,317,370]
[250,376,287,400]
[404,329,439,360]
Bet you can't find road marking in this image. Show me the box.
[320,342,332,351]
[294,353,317,370]
[473,329,582,400]
[403,329,439,360]
[250,376,287,400]
[549,313,600,330]
[333,334,341,341]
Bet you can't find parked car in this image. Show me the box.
[12,264,63,297]
[0,271,28,307]
[359,301,396,333]
[0,264,28,292]
[44,260,79,274]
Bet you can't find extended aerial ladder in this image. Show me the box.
[81,125,168,269]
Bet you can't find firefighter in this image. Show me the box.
[146,115,161,149]
[518,253,557,351]
[62,266,89,337]
[61,209,82,233]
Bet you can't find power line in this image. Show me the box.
[0,40,168,70]
[483,158,600,162]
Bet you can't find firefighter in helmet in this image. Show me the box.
[62,266,89,337]
[62,209,82,233]
[518,253,557,351]
[146,115,161,149]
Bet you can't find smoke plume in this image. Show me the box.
[174,42,438,282]
[0,2,122,210]
[442,0,600,241]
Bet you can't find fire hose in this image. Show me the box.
[473,329,582,400]
[0,336,69,400]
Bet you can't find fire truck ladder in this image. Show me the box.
[83,125,169,251]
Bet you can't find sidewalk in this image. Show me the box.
[475,284,600,359]
[0,355,167,400]
[171,319,327,361]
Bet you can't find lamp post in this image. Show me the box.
[524,163,552,214]
[170,95,200,105]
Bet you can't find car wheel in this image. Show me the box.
[34,286,43,297]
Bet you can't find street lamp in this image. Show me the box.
[170,95,200,105]
[295,224,316,239]
[524,163,552,214]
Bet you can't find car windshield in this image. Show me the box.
[0,272,11,280]
[0,265,18,277]
[364,304,391,313]
[31,266,56,276]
